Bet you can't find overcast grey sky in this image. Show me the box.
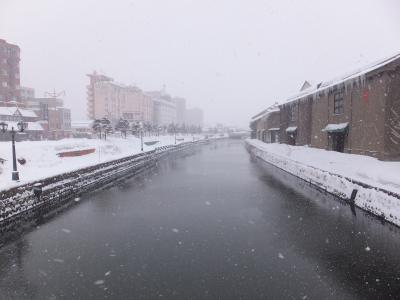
[1,0,400,127]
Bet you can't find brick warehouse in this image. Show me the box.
[250,53,400,161]
[251,103,280,143]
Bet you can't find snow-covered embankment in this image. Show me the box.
[0,134,205,191]
[0,137,216,226]
[246,139,400,227]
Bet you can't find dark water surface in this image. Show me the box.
[0,140,400,299]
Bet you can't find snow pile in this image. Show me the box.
[0,134,207,191]
[246,139,400,226]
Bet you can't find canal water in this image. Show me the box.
[0,140,399,299]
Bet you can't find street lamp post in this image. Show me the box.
[139,122,144,151]
[0,121,28,181]
[140,129,144,151]
[174,125,177,145]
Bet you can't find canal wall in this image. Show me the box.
[246,139,400,227]
[0,141,208,232]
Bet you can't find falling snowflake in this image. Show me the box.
[278,253,285,259]
[172,228,179,233]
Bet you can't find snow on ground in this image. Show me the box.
[0,134,208,191]
[247,139,400,194]
[247,139,400,226]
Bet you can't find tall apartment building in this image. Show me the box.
[87,72,112,120]
[87,72,154,124]
[0,39,20,105]
[147,91,177,126]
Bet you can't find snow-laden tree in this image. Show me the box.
[100,117,112,140]
[131,122,141,137]
[115,118,130,138]
[92,119,103,139]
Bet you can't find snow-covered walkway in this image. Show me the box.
[247,139,400,195]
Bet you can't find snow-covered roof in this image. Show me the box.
[17,108,37,118]
[0,107,37,118]
[285,126,297,133]
[283,51,400,105]
[27,122,44,131]
[251,102,280,123]
[0,107,14,116]
[299,80,314,92]
[322,122,349,133]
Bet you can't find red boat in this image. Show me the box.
[57,148,96,158]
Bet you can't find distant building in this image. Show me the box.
[19,86,35,103]
[147,91,177,126]
[87,72,112,120]
[185,108,204,127]
[71,120,93,138]
[58,107,71,130]
[0,39,20,105]
[173,97,186,125]
[250,103,280,143]
[87,72,154,124]
[26,97,71,139]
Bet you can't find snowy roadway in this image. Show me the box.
[0,140,399,299]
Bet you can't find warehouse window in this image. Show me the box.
[334,91,344,114]
[290,104,297,121]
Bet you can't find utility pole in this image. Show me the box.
[44,89,66,98]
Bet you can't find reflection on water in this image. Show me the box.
[252,157,400,299]
[0,140,399,299]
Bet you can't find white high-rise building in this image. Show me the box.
[146,91,177,126]
[173,97,186,125]
[86,72,153,124]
